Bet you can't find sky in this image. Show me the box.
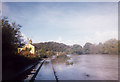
[2,2,118,46]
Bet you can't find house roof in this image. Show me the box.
[23,43,35,48]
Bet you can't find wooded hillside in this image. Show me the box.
[33,39,119,57]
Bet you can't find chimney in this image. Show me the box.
[29,39,32,44]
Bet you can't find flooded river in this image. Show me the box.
[35,54,118,80]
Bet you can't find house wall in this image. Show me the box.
[18,48,23,53]
[18,44,35,54]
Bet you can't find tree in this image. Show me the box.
[2,17,22,56]
[118,40,120,55]
[102,39,118,54]
[97,43,104,54]
[83,42,93,54]
[89,44,98,54]
[70,44,83,55]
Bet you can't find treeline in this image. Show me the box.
[34,39,119,56]
[33,42,70,58]
[70,39,118,55]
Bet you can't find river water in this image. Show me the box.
[35,54,118,80]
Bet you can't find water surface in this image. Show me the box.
[36,54,118,80]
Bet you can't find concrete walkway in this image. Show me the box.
[35,59,56,80]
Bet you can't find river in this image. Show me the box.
[35,54,118,80]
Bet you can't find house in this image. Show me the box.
[18,39,35,54]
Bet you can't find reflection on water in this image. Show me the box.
[51,55,71,64]
[66,56,73,65]
[52,55,74,66]
[52,54,118,80]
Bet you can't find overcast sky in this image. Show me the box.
[2,2,118,46]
